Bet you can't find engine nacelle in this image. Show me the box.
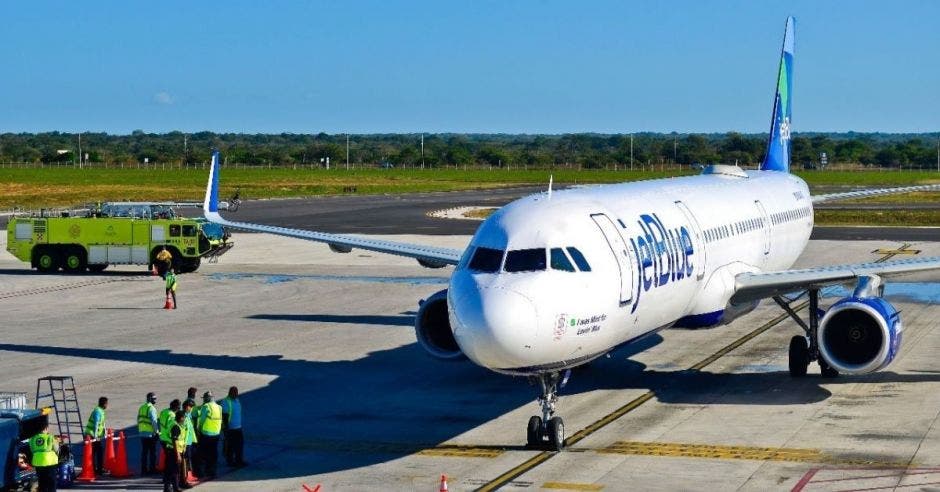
[415,289,464,360]
[818,296,903,375]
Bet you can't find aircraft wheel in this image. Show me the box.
[819,358,840,378]
[788,335,809,378]
[526,416,542,447]
[546,417,565,451]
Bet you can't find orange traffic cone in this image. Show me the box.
[75,435,96,482]
[439,474,448,492]
[156,446,165,472]
[164,292,174,309]
[103,429,116,473]
[302,484,321,492]
[152,265,158,276]
[110,431,132,478]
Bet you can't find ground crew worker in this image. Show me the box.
[197,391,222,479]
[29,420,59,492]
[188,388,203,477]
[83,396,107,475]
[155,246,172,278]
[138,392,160,474]
[165,269,178,309]
[221,386,245,467]
[159,400,182,449]
[180,399,198,488]
[163,411,186,492]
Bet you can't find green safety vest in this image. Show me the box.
[28,432,58,467]
[137,402,156,434]
[183,411,198,445]
[158,408,175,443]
[84,406,106,439]
[199,401,222,436]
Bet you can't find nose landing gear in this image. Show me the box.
[526,370,569,451]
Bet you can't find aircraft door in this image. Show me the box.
[754,200,771,255]
[590,213,634,305]
[674,201,706,280]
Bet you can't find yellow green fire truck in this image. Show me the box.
[6,202,232,274]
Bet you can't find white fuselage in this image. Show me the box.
[448,168,813,375]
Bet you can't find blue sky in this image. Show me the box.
[1,1,938,134]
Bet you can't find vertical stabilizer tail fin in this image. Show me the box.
[760,17,795,172]
[203,149,221,215]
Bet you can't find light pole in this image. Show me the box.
[421,134,425,169]
[630,134,634,170]
[346,134,350,170]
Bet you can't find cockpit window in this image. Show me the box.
[504,248,547,273]
[468,247,504,273]
[550,248,575,272]
[566,247,591,272]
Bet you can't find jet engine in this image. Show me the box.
[817,296,902,375]
[415,289,464,359]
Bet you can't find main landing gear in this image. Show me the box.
[773,289,839,379]
[526,370,569,451]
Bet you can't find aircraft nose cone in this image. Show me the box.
[451,286,538,370]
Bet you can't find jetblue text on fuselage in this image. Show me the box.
[628,213,694,313]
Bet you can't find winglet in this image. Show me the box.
[203,149,222,215]
[760,17,795,172]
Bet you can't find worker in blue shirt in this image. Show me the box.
[220,386,245,467]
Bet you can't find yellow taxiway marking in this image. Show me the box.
[872,247,920,255]
[598,441,911,467]
[541,481,604,491]
[417,446,504,459]
[600,441,824,463]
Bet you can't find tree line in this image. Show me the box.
[1,131,938,170]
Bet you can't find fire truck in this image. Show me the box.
[6,202,232,274]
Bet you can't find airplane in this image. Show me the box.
[203,17,940,451]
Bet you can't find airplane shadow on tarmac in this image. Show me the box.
[3,332,940,481]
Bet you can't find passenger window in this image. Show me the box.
[169,225,181,237]
[566,247,592,272]
[468,247,504,273]
[550,248,576,272]
[505,249,546,273]
[182,225,197,237]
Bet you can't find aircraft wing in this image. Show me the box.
[812,184,940,204]
[731,256,940,304]
[202,151,464,268]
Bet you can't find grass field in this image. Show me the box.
[2,166,940,215]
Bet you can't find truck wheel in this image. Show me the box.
[35,248,60,273]
[63,247,88,273]
[88,264,108,273]
[177,258,201,274]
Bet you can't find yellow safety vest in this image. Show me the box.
[84,406,106,439]
[28,432,58,467]
[137,402,156,434]
[166,423,186,454]
[158,408,175,443]
[199,402,222,436]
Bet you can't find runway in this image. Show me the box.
[3,232,940,490]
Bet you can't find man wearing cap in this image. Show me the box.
[137,392,160,474]
[29,419,59,492]
[197,391,222,479]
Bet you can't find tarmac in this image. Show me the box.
[4,228,940,490]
